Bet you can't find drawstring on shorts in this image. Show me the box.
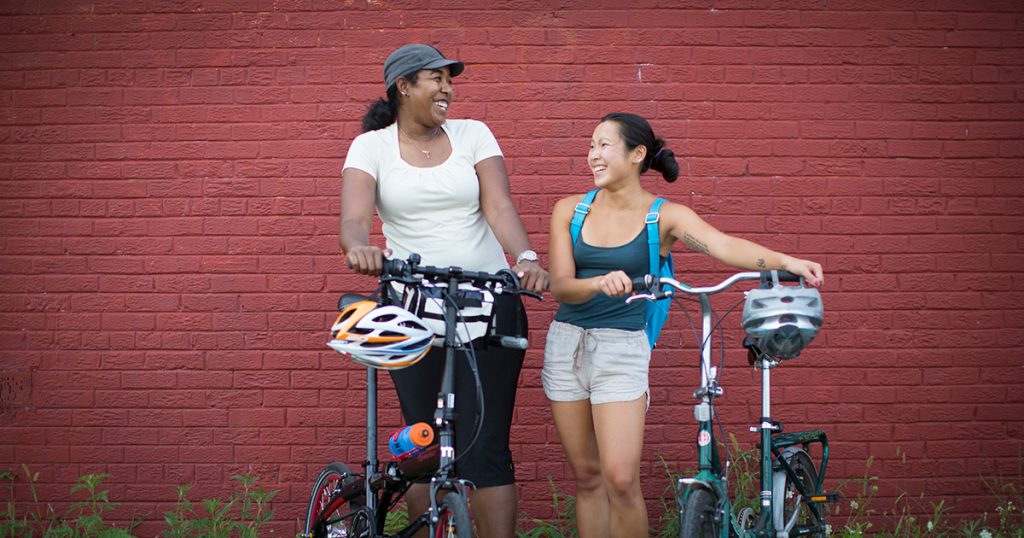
[572,328,597,371]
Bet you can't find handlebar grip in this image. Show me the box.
[775,271,802,282]
[490,335,529,350]
[381,258,404,277]
[631,275,655,291]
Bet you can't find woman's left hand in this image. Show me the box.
[781,257,824,287]
[512,260,549,293]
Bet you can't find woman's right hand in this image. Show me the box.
[595,270,632,298]
[345,245,392,275]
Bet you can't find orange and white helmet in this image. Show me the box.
[327,301,434,370]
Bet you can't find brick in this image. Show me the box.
[0,4,1021,529]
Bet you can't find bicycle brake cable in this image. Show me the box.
[712,296,747,489]
[674,291,750,486]
[438,289,486,474]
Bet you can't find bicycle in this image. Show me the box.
[629,270,837,537]
[303,253,538,538]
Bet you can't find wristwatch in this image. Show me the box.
[515,249,539,265]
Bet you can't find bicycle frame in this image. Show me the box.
[346,270,474,536]
[309,255,531,538]
[632,271,832,537]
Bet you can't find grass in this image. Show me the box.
[517,443,1024,537]
[1,465,275,537]
[2,448,1022,537]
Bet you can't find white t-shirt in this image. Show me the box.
[343,119,510,272]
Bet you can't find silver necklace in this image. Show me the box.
[399,124,441,160]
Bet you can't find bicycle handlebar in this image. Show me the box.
[378,254,538,350]
[381,253,541,300]
[627,270,803,303]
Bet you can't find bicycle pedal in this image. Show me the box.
[807,491,840,503]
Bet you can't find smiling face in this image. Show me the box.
[589,120,646,188]
[396,67,453,128]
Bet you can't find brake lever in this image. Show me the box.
[518,289,543,301]
[625,289,673,304]
[494,269,543,301]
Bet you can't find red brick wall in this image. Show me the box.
[2,1,1022,533]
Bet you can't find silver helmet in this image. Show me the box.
[742,272,823,360]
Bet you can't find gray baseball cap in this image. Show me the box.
[383,44,464,90]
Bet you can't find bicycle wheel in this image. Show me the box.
[434,491,472,538]
[679,488,722,538]
[773,450,826,538]
[305,462,372,538]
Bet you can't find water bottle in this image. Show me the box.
[388,422,434,460]
[388,443,440,481]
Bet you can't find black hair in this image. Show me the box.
[600,112,679,182]
[361,71,421,132]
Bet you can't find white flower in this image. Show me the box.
[980,530,993,538]
[825,524,833,535]
[927,520,934,532]
[850,499,859,510]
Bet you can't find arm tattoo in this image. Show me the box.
[683,232,710,254]
[756,258,766,268]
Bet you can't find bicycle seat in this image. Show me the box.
[338,293,371,310]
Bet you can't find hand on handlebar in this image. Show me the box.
[779,256,824,288]
[511,260,549,294]
[346,245,392,275]
[626,274,671,304]
[596,270,633,298]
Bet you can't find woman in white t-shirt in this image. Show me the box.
[340,44,548,538]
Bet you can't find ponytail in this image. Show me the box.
[647,139,679,183]
[361,72,421,132]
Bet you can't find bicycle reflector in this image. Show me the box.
[327,301,434,370]
[741,274,823,360]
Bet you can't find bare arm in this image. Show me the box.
[340,167,389,274]
[547,196,632,302]
[477,155,548,292]
[665,203,824,286]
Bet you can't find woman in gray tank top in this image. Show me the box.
[542,113,824,538]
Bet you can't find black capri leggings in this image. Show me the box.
[388,293,527,488]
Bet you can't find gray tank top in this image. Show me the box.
[554,228,649,330]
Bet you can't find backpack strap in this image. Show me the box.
[569,188,600,246]
[646,198,666,274]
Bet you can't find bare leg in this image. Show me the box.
[471,484,517,538]
[404,483,429,538]
[551,399,610,538]
[593,396,648,538]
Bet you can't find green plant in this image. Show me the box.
[653,456,683,538]
[1,466,138,537]
[516,478,578,538]
[160,484,193,538]
[161,473,277,537]
[1,466,37,537]
[830,454,879,537]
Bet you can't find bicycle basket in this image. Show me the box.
[326,300,434,370]
[742,275,823,360]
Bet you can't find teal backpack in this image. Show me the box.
[569,188,680,348]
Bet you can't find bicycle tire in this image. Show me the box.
[305,462,373,538]
[679,488,722,538]
[434,491,472,538]
[773,450,826,538]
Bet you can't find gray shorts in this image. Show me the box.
[542,320,652,406]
